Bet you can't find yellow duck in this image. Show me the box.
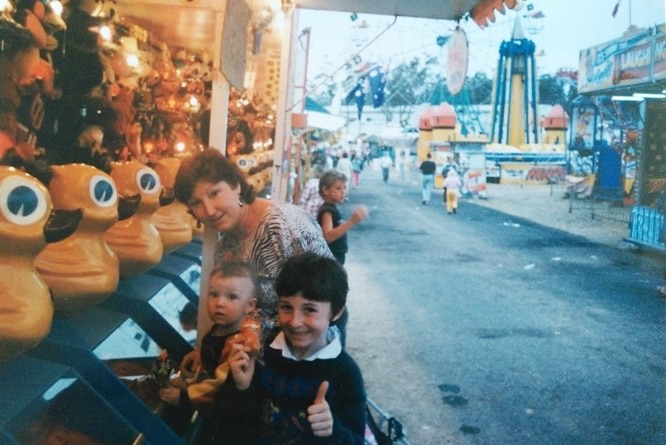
[0,166,81,362]
[152,157,192,254]
[105,161,164,278]
[34,164,122,312]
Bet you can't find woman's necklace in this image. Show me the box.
[218,200,269,260]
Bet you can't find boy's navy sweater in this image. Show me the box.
[256,338,366,445]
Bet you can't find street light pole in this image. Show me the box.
[292,27,311,203]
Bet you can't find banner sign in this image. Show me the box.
[578,24,665,93]
[220,0,252,90]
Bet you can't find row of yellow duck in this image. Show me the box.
[232,150,274,194]
[0,166,81,363]
[0,158,198,362]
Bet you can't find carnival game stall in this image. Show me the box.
[0,0,258,442]
[574,23,666,251]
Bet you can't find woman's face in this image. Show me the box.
[187,179,243,232]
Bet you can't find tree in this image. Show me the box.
[308,73,337,107]
[538,74,577,109]
[383,56,439,124]
[464,72,493,105]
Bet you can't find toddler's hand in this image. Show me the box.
[351,205,368,223]
[159,387,181,406]
[180,349,202,375]
[229,344,255,390]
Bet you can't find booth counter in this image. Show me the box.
[0,241,203,445]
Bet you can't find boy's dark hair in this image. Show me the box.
[209,261,259,297]
[174,148,256,205]
[275,252,348,316]
[319,170,347,197]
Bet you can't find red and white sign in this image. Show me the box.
[446,26,469,95]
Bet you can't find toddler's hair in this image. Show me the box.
[275,252,348,315]
[319,170,347,197]
[209,261,259,296]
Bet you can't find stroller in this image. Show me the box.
[365,397,412,445]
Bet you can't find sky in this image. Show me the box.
[296,0,666,84]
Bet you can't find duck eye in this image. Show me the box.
[0,175,49,226]
[136,168,160,194]
[90,175,118,208]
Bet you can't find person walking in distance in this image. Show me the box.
[335,152,353,198]
[351,153,363,189]
[441,156,460,206]
[443,169,462,215]
[418,152,437,205]
[380,150,392,184]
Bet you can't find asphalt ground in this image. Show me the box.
[338,165,665,445]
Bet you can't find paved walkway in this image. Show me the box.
[342,168,661,445]
[387,168,633,249]
[467,182,632,249]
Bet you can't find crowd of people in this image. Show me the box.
[166,148,369,445]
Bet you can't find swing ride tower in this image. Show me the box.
[490,18,539,147]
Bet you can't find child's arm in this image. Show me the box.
[320,205,368,243]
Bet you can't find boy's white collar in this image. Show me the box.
[270,327,342,361]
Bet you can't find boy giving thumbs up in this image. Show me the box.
[232,253,367,444]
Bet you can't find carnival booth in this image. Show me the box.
[574,23,666,251]
[0,0,234,442]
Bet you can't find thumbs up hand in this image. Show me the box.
[307,381,333,437]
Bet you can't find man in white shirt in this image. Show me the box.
[380,150,393,184]
[335,152,353,196]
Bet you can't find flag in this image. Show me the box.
[611,0,621,17]
[368,67,386,108]
[461,122,469,137]
[345,80,365,119]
